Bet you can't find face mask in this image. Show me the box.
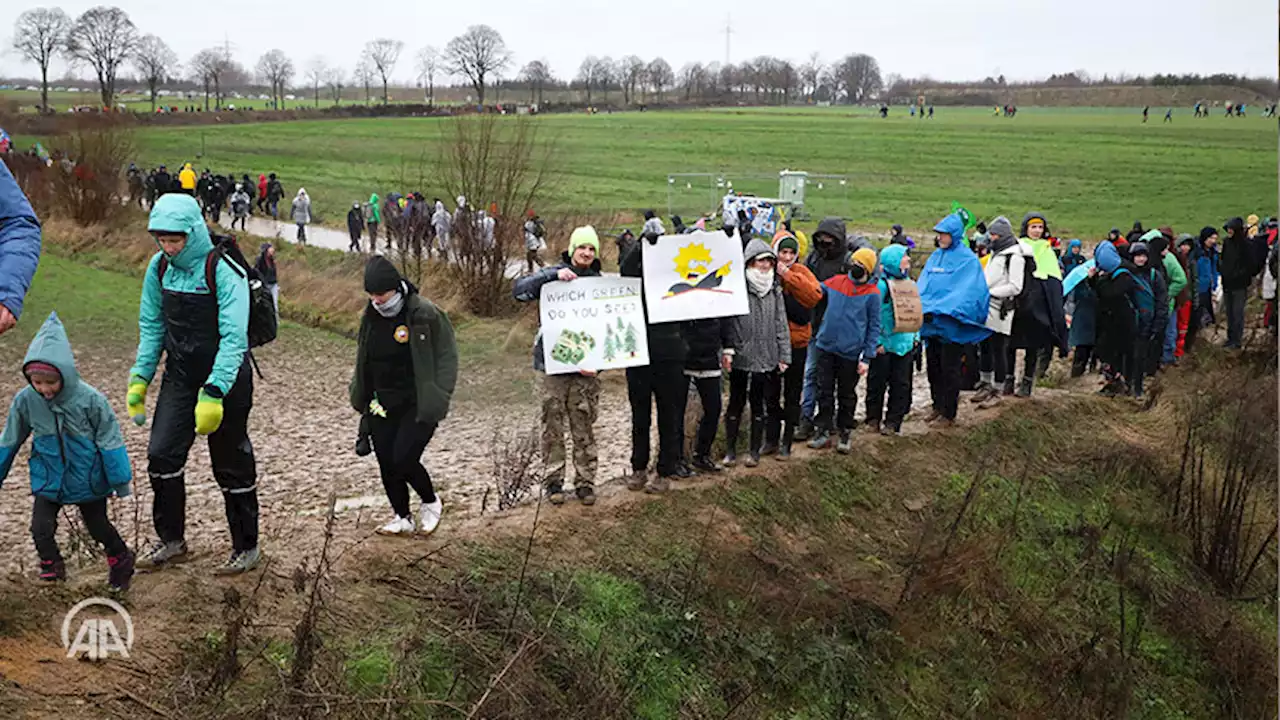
[373,290,405,318]
[746,267,775,296]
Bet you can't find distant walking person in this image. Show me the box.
[265,174,284,219]
[230,184,250,231]
[365,193,381,247]
[1141,106,1149,123]
[1163,108,1173,123]
[347,203,365,253]
[291,188,311,245]
[256,174,268,214]
[254,243,279,315]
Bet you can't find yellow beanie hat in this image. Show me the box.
[851,247,877,276]
[569,225,600,254]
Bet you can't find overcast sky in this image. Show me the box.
[4,0,1277,85]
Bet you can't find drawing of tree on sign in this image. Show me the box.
[604,325,617,362]
[623,322,639,357]
[666,242,734,297]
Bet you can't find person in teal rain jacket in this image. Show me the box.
[0,312,135,590]
[127,193,261,575]
[918,212,991,426]
[864,243,919,435]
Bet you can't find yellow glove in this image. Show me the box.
[126,376,149,426]
[195,389,224,435]
[368,396,387,418]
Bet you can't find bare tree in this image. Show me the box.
[678,62,702,102]
[189,47,240,110]
[304,57,327,107]
[800,53,823,103]
[576,56,599,105]
[12,8,71,113]
[363,38,403,105]
[65,6,138,108]
[415,46,440,105]
[256,49,295,110]
[132,34,177,112]
[518,59,551,105]
[620,55,645,104]
[444,24,512,105]
[354,59,375,104]
[595,56,616,103]
[831,53,883,104]
[325,67,346,105]
[647,58,673,102]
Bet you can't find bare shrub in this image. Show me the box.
[3,116,134,226]
[489,426,540,511]
[437,114,557,317]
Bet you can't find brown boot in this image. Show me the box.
[644,475,671,494]
[625,469,648,491]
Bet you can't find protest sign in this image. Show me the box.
[540,276,650,374]
[640,230,749,323]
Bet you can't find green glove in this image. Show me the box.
[195,389,224,435]
[126,376,149,426]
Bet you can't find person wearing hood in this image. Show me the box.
[291,188,311,244]
[347,203,365,253]
[128,194,261,574]
[513,227,603,506]
[265,173,284,219]
[524,210,547,274]
[918,212,992,426]
[1090,240,1137,396]
[620,229,690,493]
[1219,217,1261,349]
[1006,212,1067,396]
[229,183,251,231]
[178,162,196,194]
[889,224,912,247]
[807,247,880,451]
[1066,241,1100,378]
[796,217,869,440]
[352,257,457,534]
[771,230,822,457]
[866,244,918,435]
[1174,234,1198,356]
[0,312,135,590]
[256,174,268,214]
[1142,230,1186,366]
[1125,221,1145,245]
[1060,239,1086,275]
[254,243,279,315]
[1124,241,1167,394]
[366,193,383,247]
[724,238,791,466]
[972,216,1030,404]
[641,209,666,240]
[0,160,42,338]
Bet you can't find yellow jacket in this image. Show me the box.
[178,165,196,190]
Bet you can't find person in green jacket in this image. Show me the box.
[350,256,458,536]
[366,193,381,246]
[127,194,261,575]
[1142,230,1186,366]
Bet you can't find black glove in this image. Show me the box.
[355,414,373,456]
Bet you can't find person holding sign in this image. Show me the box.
[512,226,604,506]
[865,244,920,436]
[807,248,881,453]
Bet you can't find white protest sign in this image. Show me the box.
[540,276,650,375]
[640,230,749,324]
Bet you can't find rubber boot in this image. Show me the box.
[1016,377,1034,398]
[761,418,781,456]
[745,417,765,467]
[1035,348,1052,379]
[723,416,740,467]
[1001,377,1016,396]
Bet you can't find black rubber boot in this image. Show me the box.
[723,416,740,467]
[746,417,765,467]
[761,419,781,456]
[1016,377,1034,398]
[1001,377,1016,396]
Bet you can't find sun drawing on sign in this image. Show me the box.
[666,242,733,297]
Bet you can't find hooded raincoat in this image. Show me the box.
[0,313,132,504]
[918,213,992,345]
[876,244,919,356]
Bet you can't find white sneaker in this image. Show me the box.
[418,498,443,535]
[376,516,415,536]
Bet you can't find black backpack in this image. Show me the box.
[157,234,278,372]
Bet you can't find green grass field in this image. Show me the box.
[116,106,1280,236]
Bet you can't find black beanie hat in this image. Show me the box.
[1199,226,1218,243]
[364,256,402,294]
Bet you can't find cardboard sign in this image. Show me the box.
[640,230,749,324]
[540,276,650,374]
[886,278,923,333]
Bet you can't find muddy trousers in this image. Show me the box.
[926,340,964,420]
[813,349,858,432]
[688,375,723,460]
[626,362,687,476]
[726,369,782,454]
[541,373,600,489]
[148,377,259,553]
[31,497,127,563]
[865,351,913,430]
[367,221,379,244]
[370,409,438,517]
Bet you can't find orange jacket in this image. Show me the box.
[779,262,822,348]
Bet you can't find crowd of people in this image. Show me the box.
[342,192,510,261]
[128,163,289,226]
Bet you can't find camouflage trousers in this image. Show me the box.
[540,373,600,489]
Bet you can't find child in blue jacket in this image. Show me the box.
[0,313,134,590]
[807,247,880,453]
[865,244,919,435]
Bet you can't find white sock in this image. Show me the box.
[980,371,994,386]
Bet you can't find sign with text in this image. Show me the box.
[640,230,749,324]
[540,276,650,374]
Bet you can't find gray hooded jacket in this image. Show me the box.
[731,238,791,373]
